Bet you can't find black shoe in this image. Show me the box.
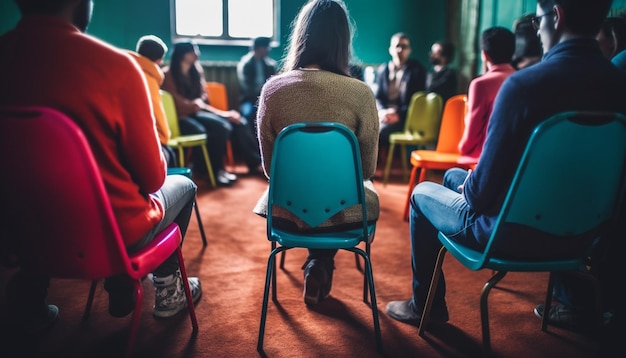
[105,277,135,318]
[216,171,233,187]
[219,170,237,182]
[534,304,580,327]
[385,299,449,326]
[8,304,60,334]
[303,259,333,306]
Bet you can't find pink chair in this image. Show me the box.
[0,106,198,357]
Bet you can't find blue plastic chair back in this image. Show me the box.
[267,122,369,241]
[476,111,626,269]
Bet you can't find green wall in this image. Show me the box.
[0,0,446,67]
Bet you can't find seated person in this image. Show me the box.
[512,14,543,70]
[384,0,626,335]
[1,0,202,331]
[127,34,177,167]
[426,41,458,102]
[375,32,426,149]
[162,42,236,185]
[458,26,516,163]
[236,36,277,127]
[253,0,380,306]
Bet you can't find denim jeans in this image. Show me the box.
[409,168,482,312]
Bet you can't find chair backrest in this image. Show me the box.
[0,106,133,279]
[267,122,368,234]
[160,90,182,138]
[483,111,626,264]
[435,94,468,153]
[205,81,229,111]
[404,91,444,142]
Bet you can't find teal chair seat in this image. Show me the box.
[257,122,382,354]
[418,111,626,354]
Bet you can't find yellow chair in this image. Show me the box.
[382,91,444,186]
[402,94,472,220]
[161,90,216,187]
[205,81,236,170]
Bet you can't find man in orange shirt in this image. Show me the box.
[0,0,201,331]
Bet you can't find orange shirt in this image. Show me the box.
[0,15,166,245]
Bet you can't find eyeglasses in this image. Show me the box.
[395,44,410,50]
[531,10,554,30]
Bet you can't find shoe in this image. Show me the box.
[219,170,237,182]
[9,304,60,334]
[303,259,333,306]
[385,300,449,326]
[104,276,136,318]
[108,289,135,318]
[216,172,233,186]
[153,270,202,318]
[534,304,579,327]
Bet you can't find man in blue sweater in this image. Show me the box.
[386,0,626,332]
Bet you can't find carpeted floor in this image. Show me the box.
[0,164,607,358]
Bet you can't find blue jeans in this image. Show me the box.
[409,168,482,312]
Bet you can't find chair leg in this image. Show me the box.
[400,145,409,182]
[83,279,98,321]
[349,246,383,353]
[258,245,285,353]
[193,199,207,246]
[382,143,396,186]
[362,243,370,302]
[200,144,216,187]
[125,279,144,358]
[176,247,199,332]
[279,250,286,269]
[479,270,507,354]
[403,166,420,221]
[419,246,447,337]
[542,272,556,331]
[225,140,235,171]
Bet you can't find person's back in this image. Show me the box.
[458,26,516,163]
[1,0,202,331]
[0,3,165,243]
[466,0,626,243]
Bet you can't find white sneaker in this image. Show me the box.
[152,269,202,318]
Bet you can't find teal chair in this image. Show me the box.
[167,167,207,247]
[418,111,626,354]
[256,122,382,354]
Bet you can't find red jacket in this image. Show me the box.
[0,15,166,245]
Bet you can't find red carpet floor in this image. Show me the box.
[0,165,606,357]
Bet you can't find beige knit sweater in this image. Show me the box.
[253,69,380,232]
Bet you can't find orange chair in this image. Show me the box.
[402,94,475,221]
[205,81,236,170]
[0,106,198,358]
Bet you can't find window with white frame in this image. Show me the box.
[171,0,279,46]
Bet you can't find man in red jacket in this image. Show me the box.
[0,0,202,332]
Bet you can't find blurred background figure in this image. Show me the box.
[511,14,542,70]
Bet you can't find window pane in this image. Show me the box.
[228,0,274,38]
[175,0,223,37]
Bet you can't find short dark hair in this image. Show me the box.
[537,0,612,36]
[253,37,271,50]
[481,26,515,64]
[436,41,455,61]
[136,35,168,62]
[513,14,543,59]
[598,16,626,56]
[14,0,75,14]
